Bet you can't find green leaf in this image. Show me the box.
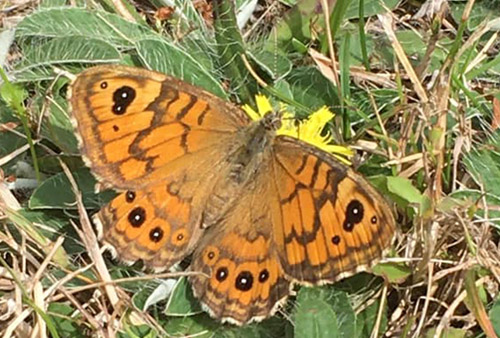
[463,131,500,198]
[386,176,424,204]
[41,0,67,8]
[449,190,500,228]
[330,0,353,41]
[345,0,399,19]
[466,49,500,79]
[286,67,339,114]
[164,277,202,316]
[339,31,352,139]
[356,299,387,338]
[213,0,255,104]
[136,39,227,99]
[48,303,86,338]
[425,328,468,338]
[0,67,41,181]
[36,92,79,154]
[0,125,28,171]
[164,315,218,338]
[219,316,291,337]
[16,8,157,48]
[14,37,120,81]
[294,287,356,338]
[372,262,411,284]
[291,38,308,54]
[120,324,157,338]
[131,279,163,311]
[490,297,500,336]
[265,0,399,52]
[0,79,27,109]
[248,49,293,80]
[29,167,114,210]
[450,1,499,31]
[23,36,120,66]
[5,209,72,266]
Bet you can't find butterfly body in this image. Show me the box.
[69,65,396,325]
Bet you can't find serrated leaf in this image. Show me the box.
[213,0,256,104]
[286,67,339,111]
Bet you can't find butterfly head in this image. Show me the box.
[261,110,283,131]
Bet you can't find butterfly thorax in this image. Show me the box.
[201,116,277,227]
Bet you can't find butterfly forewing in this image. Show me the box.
[70,65,249,189]
[270,136,396,284]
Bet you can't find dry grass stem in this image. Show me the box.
[378,13,428,103]
[60,160,120,308]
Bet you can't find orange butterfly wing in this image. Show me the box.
[70,65,249,189]
[70,65,251,269]
[270,136,396,284]
[189,159,290,325]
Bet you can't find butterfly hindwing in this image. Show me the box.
[95,168,201,270]
[189,170,290,325]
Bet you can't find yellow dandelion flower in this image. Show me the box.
[242,95,353,164]
[242,94,273,121]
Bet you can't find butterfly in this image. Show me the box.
[69,65,396,325]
